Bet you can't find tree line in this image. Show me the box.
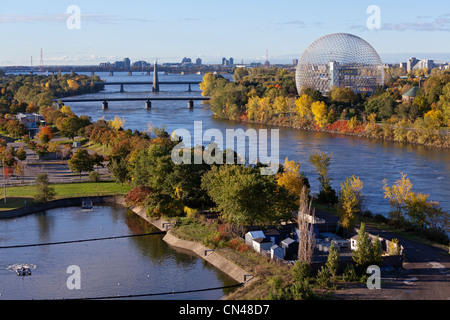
[200,67,450,148]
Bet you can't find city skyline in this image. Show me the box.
[1,0,450,66]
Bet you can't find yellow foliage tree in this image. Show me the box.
[382,172,413,221]
[294,94,313,119]
[424,109,444,129]
[246,96,260,122]
[338,175,364,231]
[199,73,216,97]
[67,79,79,91]
[60,105,74,116]
[311,101,328,128]
[110,115,126,131]
[276,157,307,200]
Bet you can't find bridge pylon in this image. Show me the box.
[152,61,160,92]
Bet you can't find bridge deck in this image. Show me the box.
[56,96,210,103]
[95,81,201,85]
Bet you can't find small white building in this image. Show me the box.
[245,231,272,253]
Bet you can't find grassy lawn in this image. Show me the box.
[0,181,131,210]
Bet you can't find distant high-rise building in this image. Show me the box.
[229,57,234,65]
[124,57,131,69]
[132,60,150,68]
[115,60,126,69]
[195,58,202,65]
[181,57,192,65]
[407,57,419,72]
[222,57,228,66]
[293,59,299,66]
[413,59,434,70]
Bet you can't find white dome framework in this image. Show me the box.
[295,33,384,95]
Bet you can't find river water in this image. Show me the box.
[0,204,238,300]
[65,72,449,216]
[1,71,448,300]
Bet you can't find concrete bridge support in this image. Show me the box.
[145,100,151,109]
[188,100,194,109]
[102,101,108,110]
[120,84,124,93]
[187,83,192,92]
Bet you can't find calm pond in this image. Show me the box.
[0,204,238,300]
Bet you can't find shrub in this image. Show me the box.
[291,261,312,282]
[125,185,152,206]
[315,265,332,288]
[227,238,249,252]
[268,279,315,300]
[89,171,100,182]
[342,263,359,282]
[34,173,56,203]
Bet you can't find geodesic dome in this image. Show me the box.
[295,33,384,95]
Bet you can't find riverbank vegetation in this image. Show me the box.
[200,67,450,148]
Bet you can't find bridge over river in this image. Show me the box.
[55,96,211,109]
[95,81,201,93]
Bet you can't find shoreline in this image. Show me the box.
[0,195,254,294]
[126,203,254,286]
[212,115,449,149]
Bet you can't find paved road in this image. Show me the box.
[333,225,450,300]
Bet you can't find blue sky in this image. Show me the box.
[1,0,449,66]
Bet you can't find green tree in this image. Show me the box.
[326,242,340,278]
[56,115,82,141]
[309,152,337,206]
[68,149,95,178]
[34,173,56,203]
[201,165,296,226]
[109,157,130,185]
[352,223,381,271]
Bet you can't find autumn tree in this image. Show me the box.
[382,172,413,222]
[38,125,54,144]
[311,101,328,128]
[109,115,126,131]
[276,157,310,202]
[337,175,364,233]
[295,94,314,119]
